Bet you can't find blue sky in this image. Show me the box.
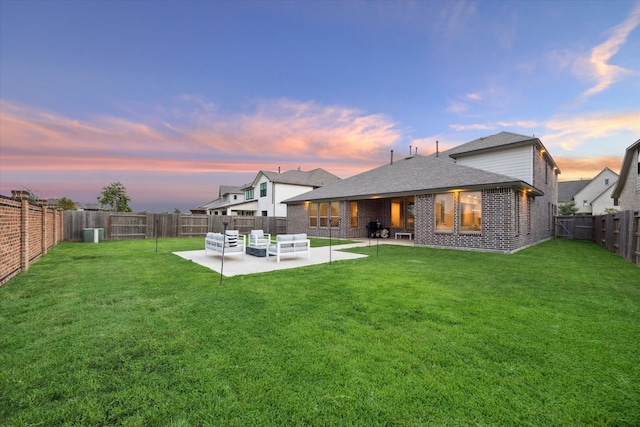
[1,0,639,212]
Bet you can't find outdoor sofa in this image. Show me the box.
[205,230,245,260]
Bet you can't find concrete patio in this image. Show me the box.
[174,237,414,277]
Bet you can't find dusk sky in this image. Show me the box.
[1,0,639,213]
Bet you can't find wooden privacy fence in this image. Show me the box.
[64,212,289,242]
[556,211,640,266]
[555,216,595,240]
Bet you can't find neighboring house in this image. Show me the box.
[192,168,340,217]
[76,203,103,211]
[611,138,640,212]
[284,131,560,254]
[246,168,340,217]
[191,184,254,215]
[558,168,619,215]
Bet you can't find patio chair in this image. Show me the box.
[248,229,271,249]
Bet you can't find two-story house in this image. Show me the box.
[611,138,640,212]
[558,168,619,215]
[284,131,560,254]
[192,168,340,217]
[245,168,341,217]
[191,184,254,215]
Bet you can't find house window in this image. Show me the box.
[311,201,338,227]
[319,202,329,227]
[391,197,415,229]
[350,201,358,228]
[460,191,482,233]
[407,198,415,228]
[637,148,640,191]
[605,178,609,186]
[245,188,254,200]
[330,202,339,227]
[435,193,454,232]
[391,199,404,228]
[583,200,588,207]
[309,202,318,227]
[233,195,237,200]
[614,198,619,206]
[545,164,548,184]
[260,182,267,197]
[261,211,267,216]
[514,192,520,236]
[527,197,532,234]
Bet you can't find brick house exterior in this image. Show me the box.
[611,138,640,212]
[285,132,559,253]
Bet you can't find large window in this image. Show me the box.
[391,197,414,229]
[319,202,329,227]
[309,203,318,227]
[245,188,254,200]
[514,192,520,236]
[310,201,339,227]
[435,193,454,232]
[260,182,267,197]
[350,201,358,228]
[331,202,339,227]
[391,199,404,228]
[460,191,482,233]
[407,199,415,228]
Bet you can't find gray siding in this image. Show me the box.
[456,145,533,185]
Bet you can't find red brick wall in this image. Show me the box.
[0,195,64,286]
[0,197,22,285]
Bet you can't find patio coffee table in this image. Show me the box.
[246,246,267,257]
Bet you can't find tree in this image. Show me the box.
[56,196,77,210]
[20,187,40,203]
[558,200,579,216]
[97,182,132,212]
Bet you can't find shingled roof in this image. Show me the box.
[558,180,591,203]
[611,138,640,199]
[284,154,541,203]
[250,168,340,188]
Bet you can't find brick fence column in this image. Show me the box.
[42,203,48,255]
[21,199,29,272]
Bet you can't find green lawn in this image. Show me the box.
[1,238,639,426]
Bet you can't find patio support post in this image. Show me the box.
[376,220,380,256]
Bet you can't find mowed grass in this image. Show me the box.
[1,238,639,426]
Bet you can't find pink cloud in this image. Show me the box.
[556,155,624,181]
[0,98,401,210]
